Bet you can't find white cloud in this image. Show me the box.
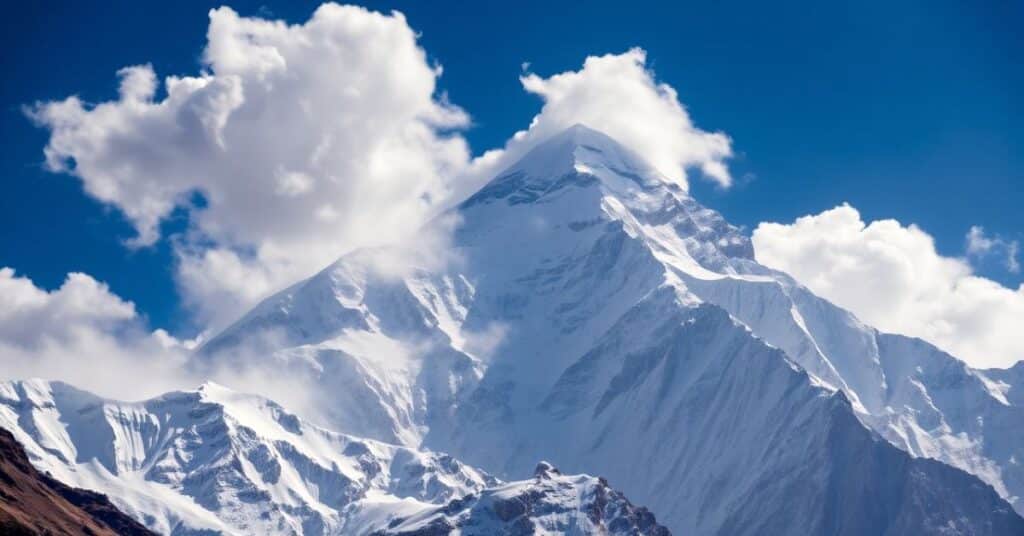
[752,204,1024,369]
[0,268,195,399]
[0,267,328,420]
[29,4,472,329]
[966,225,1020,274]
[967,226,996,255]
[507,47,733,189]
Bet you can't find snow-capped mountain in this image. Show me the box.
[198,124,1024,533]
[0,379,495,535]
[0,379,667,536]
[368,462,669,535]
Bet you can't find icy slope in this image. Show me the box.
[526,297,1022,534]
[197,251,483,447]
[365,462,669,536]
[680,241,1024,512]
[200,124,1024,532]
[0,379,493,535]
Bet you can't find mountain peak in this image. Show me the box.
[554,122,614,146]
[461,124,674,211]
[503,123,662,188]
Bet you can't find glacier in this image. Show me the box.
[185,124,1024,534]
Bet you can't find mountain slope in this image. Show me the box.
[198,124,1024,533]
[0,426,154,536]
[0,380,670,536]
[681,249,1024,512]
[537,300,1021,534]
[0,379,494,535]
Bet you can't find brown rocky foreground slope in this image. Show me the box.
[0,427,153,536]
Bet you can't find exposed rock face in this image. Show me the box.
[0,427,154,536]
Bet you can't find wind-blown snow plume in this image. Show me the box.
[463,48,734,196]
[519,48,733,188]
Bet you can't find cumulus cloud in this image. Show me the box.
[752,204,1024,369]
[0,268,196,399]
[29,4,472,329]
[0,267,330,419]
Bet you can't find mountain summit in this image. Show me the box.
[477,123,665,189]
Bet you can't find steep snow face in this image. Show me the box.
[0,379,493,535]
[682,252,1024,512]
[199,124,1024,532]
[522,300,1023,534]
[196,258,484,447]
[363,462,670,536]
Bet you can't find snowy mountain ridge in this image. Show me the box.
[192,124,1024,533]
[0,378,670,535]
[0,379,499,535]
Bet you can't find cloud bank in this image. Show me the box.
[0,268,331,420]
[0,268,194,399]
[753,204,1024,369]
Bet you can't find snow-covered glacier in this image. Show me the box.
[192,124,1024,534]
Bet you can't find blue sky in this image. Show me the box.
[1,0,1021,338]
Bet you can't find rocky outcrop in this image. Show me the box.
[374,462,671,535]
